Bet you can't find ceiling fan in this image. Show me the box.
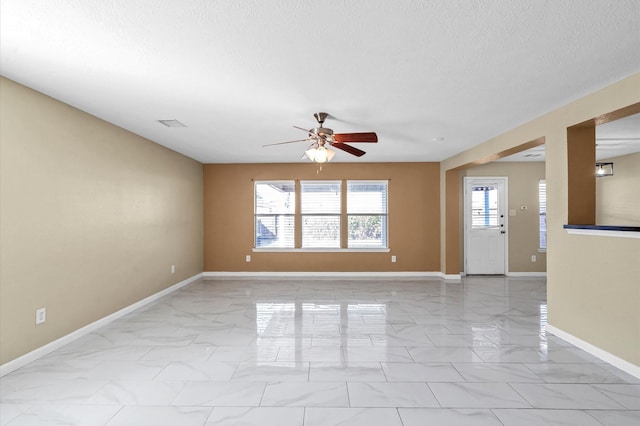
[263,112,378,163]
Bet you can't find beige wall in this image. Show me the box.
[441,73,640,366]
[204,163,440,272]
[596,152,640,226]
[463,162,547,273]
[0,77,204,364]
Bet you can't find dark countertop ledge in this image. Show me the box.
[563,224,640,232]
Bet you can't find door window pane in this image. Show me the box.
[471,185,499,228]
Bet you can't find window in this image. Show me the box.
[254,179,389,250]
[539,180,547,250]
[255,181,295,248]
[347,181,388,248]
[301,181,341,248]
[471,185,499,228]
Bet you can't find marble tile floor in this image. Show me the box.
[1,277,639,425]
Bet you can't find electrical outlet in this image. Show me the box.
[36,308,46,325]
[391,255,397,263]
[246,255,251,262]
[171,265,176,274]
[531,255,537,262]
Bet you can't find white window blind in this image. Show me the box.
[347,181,388,248]
[539,180,547,250]
[255,181,295,248]
[301,181,341,248]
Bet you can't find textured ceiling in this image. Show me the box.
[1,0,639,163]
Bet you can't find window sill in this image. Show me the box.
[563,224,640,239]
[253,247,391,253]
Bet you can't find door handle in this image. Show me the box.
[500,230,506,234]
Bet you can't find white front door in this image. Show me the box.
[464,177,507,275]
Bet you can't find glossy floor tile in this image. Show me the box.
[1,277,639,425]
[399,408,503,426]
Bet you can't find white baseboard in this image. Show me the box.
[442,274,462,281]
[0,273,203,377]
[506,272,547,277]
[546,324,640,379]
[203,271,461,281]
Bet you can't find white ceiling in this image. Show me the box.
[1,1,639,164]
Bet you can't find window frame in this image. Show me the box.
[254,180,296,249]
[346,180,389,249]
[252,179,391,253]
[539,179,547,251]
[300,180,342,249]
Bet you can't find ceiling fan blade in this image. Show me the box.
[263,138,310,147]
[333,132,378,143]
[332,142,366,157]
[293,125,314,135]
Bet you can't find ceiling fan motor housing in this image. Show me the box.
[311,127,334,139]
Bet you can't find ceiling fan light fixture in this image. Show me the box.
[305,145,335,163]
[324,147,336,162]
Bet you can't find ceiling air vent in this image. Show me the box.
[158,119,186,127]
